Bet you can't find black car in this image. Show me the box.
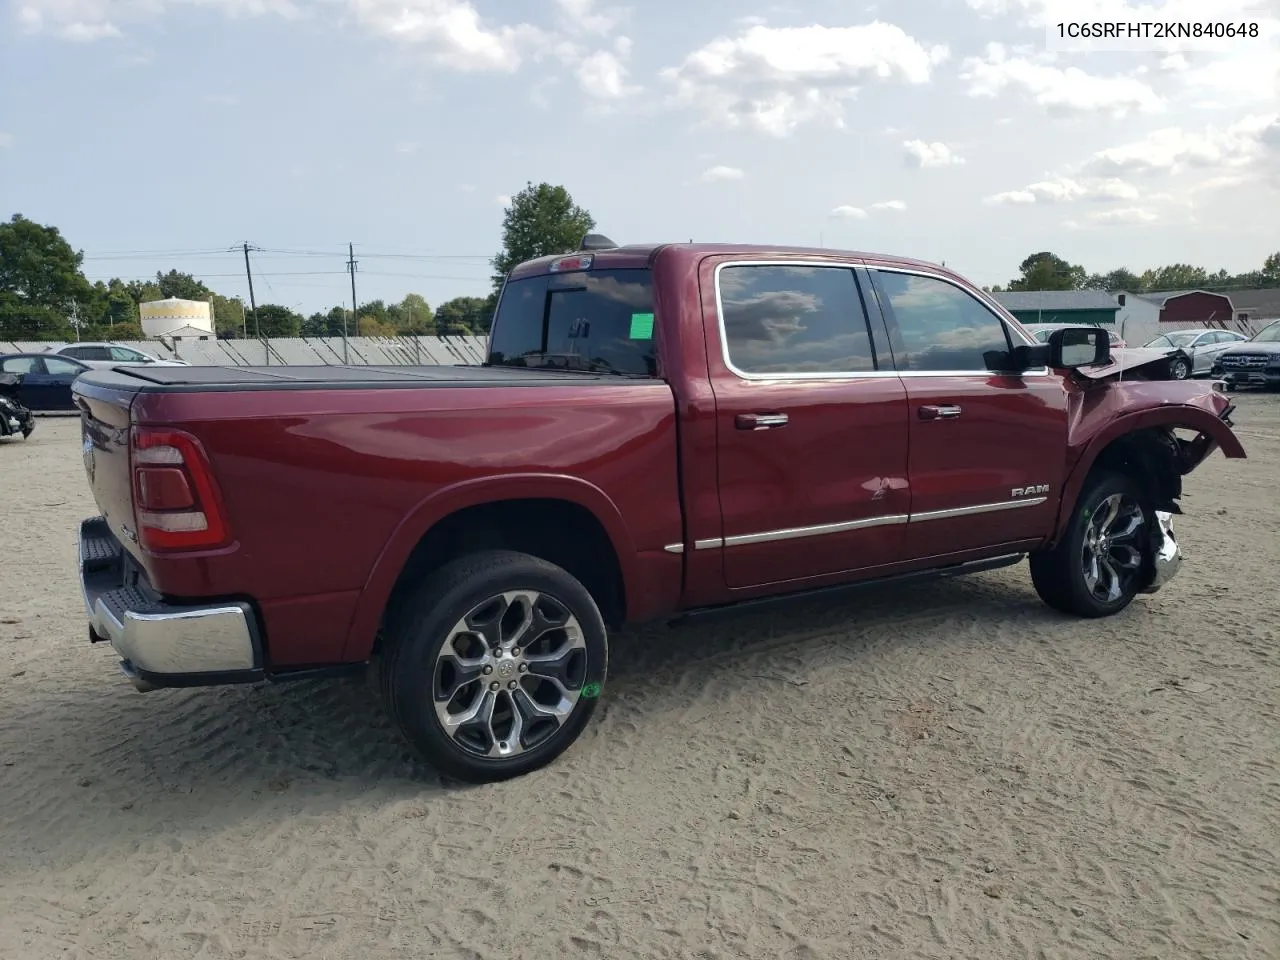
[1212,320,1280,390]
[0,353,92,410]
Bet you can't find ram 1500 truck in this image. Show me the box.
[72,239,1246,782]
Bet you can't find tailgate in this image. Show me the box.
[73,372,143,555]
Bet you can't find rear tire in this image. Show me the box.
[381,549,607,783]
[1030,472,1152,618]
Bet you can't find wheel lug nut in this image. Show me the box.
[507,681,517,690]
[512,648,521,657]
[489,682,499,691]
[518,664,527,673]
[482,665,493,675]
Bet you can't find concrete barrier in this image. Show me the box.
[1,336,489,366]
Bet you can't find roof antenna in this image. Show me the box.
[579,233,616,251]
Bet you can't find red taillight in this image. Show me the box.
[130,427,230,552]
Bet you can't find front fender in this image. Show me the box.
[341,473,640,661]
[1051,397,1245,543]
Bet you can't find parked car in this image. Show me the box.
[0,353,91,410]
[1143,329,1250,377]
[1024,322,1126,349]
[48,342,189,369]
[1021,321,1199,379]
[1211,320,1280,390]
[71,239,1245,783]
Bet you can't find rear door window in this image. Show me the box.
[488,269,656,377]
[716,264,878,374]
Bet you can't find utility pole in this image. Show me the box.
[344,242,357,365]
[242,242,264,363]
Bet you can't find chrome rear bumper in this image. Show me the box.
[79,517,262,691]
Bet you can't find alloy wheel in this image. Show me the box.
[432,590,589,759]
[1081,493,1146,603]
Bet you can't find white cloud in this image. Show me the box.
[553,0,624,35]
[661,21,949,136]
[1085,114,1278,175]
[575,36,639,101]
[348,0,538,71]
[871,199,907,211]
[17,0,299,42]
[830,205,869,219]
[702,165,745,182]
[1087,207,1159,225]
[903,139,964,168]
[495,194,511,207]
[985,176,1141,204]
[961,43,1163,117]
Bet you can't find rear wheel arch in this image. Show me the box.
[345,482,634,661]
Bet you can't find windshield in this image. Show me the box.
[1147,331,1200,347]
[1252,322,1280,343]
[487,268,656,376]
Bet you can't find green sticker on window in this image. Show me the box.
[628,312,654,340]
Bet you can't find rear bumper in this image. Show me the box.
[79,517,263,691]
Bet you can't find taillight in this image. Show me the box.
[130,426,231,551]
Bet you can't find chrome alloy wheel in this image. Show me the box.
[1081,493,1147,604]
[432,590,589,759]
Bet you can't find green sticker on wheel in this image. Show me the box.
[581,682,602,699]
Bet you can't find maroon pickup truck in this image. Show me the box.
[72,240,1246,782]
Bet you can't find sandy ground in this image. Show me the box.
[1,402,1278,960]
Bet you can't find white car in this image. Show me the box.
[48,342,190,370]
[1022,322,1126,349]
[1143,329,1251,377]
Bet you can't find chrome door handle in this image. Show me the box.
[918,404,962,420]
[736,412,789,430]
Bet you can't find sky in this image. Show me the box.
[1,0,1278,314]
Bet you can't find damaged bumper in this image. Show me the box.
[1140,511,1181,595]
[79,517,263,691]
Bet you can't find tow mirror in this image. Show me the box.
[1048,326,1109,369]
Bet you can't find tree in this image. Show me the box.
[1140,263,1209,292]
[303,307,349,338]
[155,270,211,301]
[1007,252,1087,291]
[396,293,434,334]
[1083,268,1141,292]
[249,304,303,337]
[433,296,492,335]
[1261,252,1280,287]
[0,214,93,336]
[490,182,596,290]
[210,293,246,338]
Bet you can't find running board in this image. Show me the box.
[668,553,1026,625]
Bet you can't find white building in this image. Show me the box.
[139,297,214,340]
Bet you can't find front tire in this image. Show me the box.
[1169,356,1191,380]
[1030,472,1152,618]
[381,549,608,783]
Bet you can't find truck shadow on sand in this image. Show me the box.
[4,569,1097,869]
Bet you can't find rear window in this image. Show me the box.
[487,268,657,377]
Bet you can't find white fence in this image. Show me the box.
[1,336,489,367]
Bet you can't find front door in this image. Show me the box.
[866,267,1068,557]
[706,260,911,589]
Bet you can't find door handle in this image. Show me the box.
[918,404,962,420]
[736,412,789,430]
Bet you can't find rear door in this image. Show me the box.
[704,258,911,590]
[42,357,88,410]
[865,267,1068,558]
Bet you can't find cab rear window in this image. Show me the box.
[487,269,656,377]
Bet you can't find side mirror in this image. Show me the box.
[1048,326,1109,369]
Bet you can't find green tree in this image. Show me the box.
[1140,263,1209,291]
[124,279,164,306]
[1261,252,1280,286]
[490,182,596,290]
[248,304,303,337]
[1083,268,1142,292]
[396,293,434,334]
[303,307,350,337]
[434,295,492,335]
[155,270,212,301]
[210,293,246,338]
[0,213,92,337]
[1007,252,1087,291]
